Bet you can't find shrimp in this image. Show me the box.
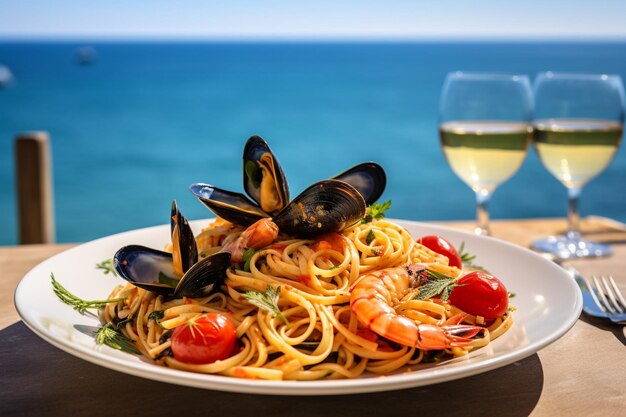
[221,218,279,263]
[350,265,483,350]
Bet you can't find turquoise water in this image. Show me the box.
[1,41,625,244]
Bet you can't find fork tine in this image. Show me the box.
[599,276,622,314]
[592,276,617,314]
[606,275,626,313]
[588,276,608,313]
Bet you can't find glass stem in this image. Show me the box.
[475,189,491,236]
[566,187,582,240]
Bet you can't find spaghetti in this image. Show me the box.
[101,217,513,380]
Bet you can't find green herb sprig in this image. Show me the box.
[458,242,476,264]
[242,285,290,327]
[96,323,140,354]
[361,200,391,224]
[96,259,117,276]
[148,310,165,321]
[51,274,138,354]
[414,269,458,301]
[242,248,256,272]
[458,242,489,273]
[51,273,124,314]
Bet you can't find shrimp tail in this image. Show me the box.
[443,324,485,346]
[443,312,469,326]
[415,324,484,350]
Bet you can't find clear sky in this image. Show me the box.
[1,0,626,40]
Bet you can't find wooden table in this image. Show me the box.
[2,217,625,417]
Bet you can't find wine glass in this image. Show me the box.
[439,72,533,235]
[531,72,624,259]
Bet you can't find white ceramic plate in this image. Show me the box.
[15,219,582,395]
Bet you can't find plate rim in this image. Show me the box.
[14,218,583,395]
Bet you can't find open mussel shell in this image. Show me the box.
[189,183,269,226]
[333,162,386,206]
[170,200,198,276]
[242,136,290,215]
[114,245,179,296]
[114,245,231,298]
[273,179,366,238]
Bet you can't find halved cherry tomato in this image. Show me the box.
[448,271,509,320]
[418,235,462,268]
[171,313,237,364]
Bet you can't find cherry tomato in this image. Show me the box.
[171,313,237,364]
[418,235,462,268]
[448,271,509,320]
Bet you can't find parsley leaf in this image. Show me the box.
[414,269,458,301]
[370,200,391,219]
[361,200,392,224]
[242,285,290,327]
[96,323,140,354]
[242,248,256,272]
[96,259,117,276]
[365,229,376,245]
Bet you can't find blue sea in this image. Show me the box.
[1,41,625,245]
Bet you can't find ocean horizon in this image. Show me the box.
[1,40,625,245]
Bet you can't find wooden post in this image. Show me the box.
[14,132,55,244]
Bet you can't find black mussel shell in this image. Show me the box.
[273,179,366,238]
[173,252,231,298]
[333,162,386,206]
[189,183,269,226]
[242,136,290,215]
[170,200,198,275]
[114,245,179,296]
[114,245,230,298]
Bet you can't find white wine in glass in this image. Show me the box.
[532,73,625,259]
[439,73,533,235]
[533,119,622,188]
[440,121,531,192]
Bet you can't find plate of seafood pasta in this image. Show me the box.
[15,217,581,395]
[15,136,581,394]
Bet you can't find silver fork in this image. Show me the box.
[588,275,626,324]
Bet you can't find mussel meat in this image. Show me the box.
[243,136,290,214]
[171,200,198,276]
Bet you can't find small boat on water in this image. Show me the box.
[0,65,14,88]
[74,47,97,65]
